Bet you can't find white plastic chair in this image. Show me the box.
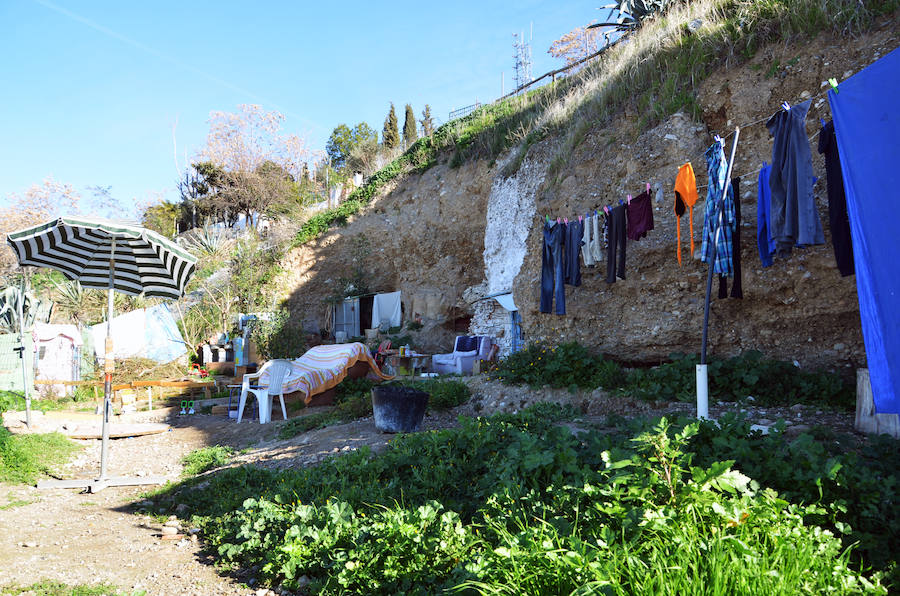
[237,359,291,424]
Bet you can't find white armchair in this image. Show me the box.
[432,336,493,376]
[237,359,291,424]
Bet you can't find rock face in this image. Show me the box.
[279,20,898,366]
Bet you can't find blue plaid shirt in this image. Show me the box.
[700,141,735,276]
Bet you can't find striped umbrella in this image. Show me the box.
[6,216,197,490]
[6,216,196,299]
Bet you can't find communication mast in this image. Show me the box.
[512,28,533,92]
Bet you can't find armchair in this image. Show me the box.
[432,336,493,376]
[237,359,291,424]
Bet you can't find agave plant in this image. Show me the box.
[0,283,52,333]
[49,278,105,326]
[178,225,234,259]
[594,0,677,32]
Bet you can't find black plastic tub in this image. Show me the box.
[371,384,429,433]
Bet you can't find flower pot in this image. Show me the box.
[371,384,429,433]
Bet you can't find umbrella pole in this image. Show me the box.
[17,276,32,429]
[698,128,740,420]
[99,239,115,481]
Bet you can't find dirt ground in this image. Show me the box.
[0,376,859,596]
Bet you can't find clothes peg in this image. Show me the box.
[603,206,609,214]
[564,217,569,224]
[820,118,826,127]
[646,182,651,193]
[828,78,839,93]
[545,214,550,223]
[626,194,632,205]
[782,101,791,111]
[714,134,722,144]
[578,215,583,222]
[557,217,561,224]
[618,199,624,206]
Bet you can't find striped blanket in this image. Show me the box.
[261,342,391,404]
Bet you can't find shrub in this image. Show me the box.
[407,379,471,410]
[621,351,854,408]
[490,342,622,391]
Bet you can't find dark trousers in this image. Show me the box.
[564,219,582,286]
[719,177,743,298]
[540,222,566,314]
[605,205,627,283]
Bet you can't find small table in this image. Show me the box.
[387,353,431,377]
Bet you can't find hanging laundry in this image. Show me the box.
[674,163,699,265]
[605,204,627,283]
[539,221,565,315]
[757,163,776,267]
[626,189,654,241]
[766,99,824,256]
[817,120,855,277]
[718,177,744,299]
[563,219,583,286]
[581,214,596,267]
[593,210,607,259]
[700,140,735,277]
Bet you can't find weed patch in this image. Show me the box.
[0,427,79,485]
[155,408,894,593]
[181,445,235,476]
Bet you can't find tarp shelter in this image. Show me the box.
[33,323,82,396]
[829,47,900,414]
[90,303,186,364]
[0,333,34,393]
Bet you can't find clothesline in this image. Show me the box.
[692,87,831,163]
[695,128,824,192]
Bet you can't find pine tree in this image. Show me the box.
[403,104,417,147]
[382,103,399,150]
[419,104,435,137]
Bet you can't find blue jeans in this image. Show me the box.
[540,222,565,315]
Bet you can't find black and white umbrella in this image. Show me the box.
[7,216,197,491]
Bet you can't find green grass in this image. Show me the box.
[0,493,36,510]
[180,445,235,476]
[0,427,79,485]
[150,407,896,593]
[0,581,144,596]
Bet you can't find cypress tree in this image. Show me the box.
[382,103,399,150]
[403,103,417,147]
[420,104,435,137]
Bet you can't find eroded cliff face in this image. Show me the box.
[279,17,898,366]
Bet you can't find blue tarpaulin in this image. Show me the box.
[829,47,900,414]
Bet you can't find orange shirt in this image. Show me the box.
[674,163,699,265]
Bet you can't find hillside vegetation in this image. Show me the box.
[289,0,898,252]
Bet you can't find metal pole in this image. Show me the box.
[17,276,31,429]
[698,128,740,419]
[99,238,115,481]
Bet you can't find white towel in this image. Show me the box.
[372,291,403,329]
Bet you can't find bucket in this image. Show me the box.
[365,328,379,340]
[371,384,429,433]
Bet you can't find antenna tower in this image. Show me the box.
[512,30,533,92]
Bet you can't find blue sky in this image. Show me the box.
[0,1,602,215]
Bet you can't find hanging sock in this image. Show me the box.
[674,163,699,265]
